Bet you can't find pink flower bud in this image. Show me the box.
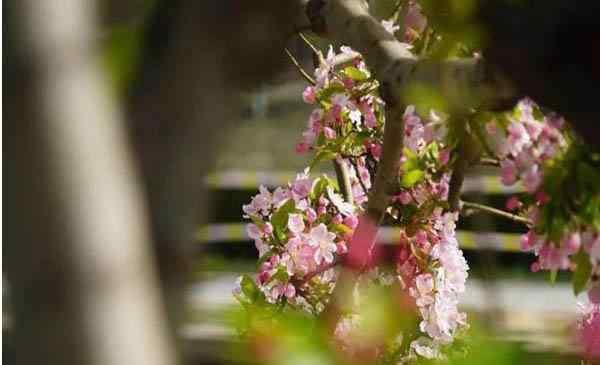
[295,142,310,154]
[415,230,428,246]
[259,270,271,284]
[284,284,296,299]
[343,215,359,229]
[521,231,537,251]
[500,159,518,186]
[263,223,273,235]
[323,126,337,140]
[505,196,522,211]
[332,214,343,225]
[319,196,329,206]
[530,261,540,272]
[564,232,581,254]
[318,205,327,216]
[439,148,450,166]
[535,190,551,205]
[306,208,317,223]
[336,240,348,254]
[370,143,382,160]
[342,77,354,89]
[398,191,412,205]
[302,86,316,104]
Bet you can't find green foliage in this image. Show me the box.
[572,249,592,295]
[343,66,369,81]
[271,199,296,242]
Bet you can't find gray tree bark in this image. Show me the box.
[5,1,177,364]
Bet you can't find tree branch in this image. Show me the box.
[347,157,369,197]
[478,157,500,167]
[333,159,354,204]
[305,0,514,111]
[461,200,533,227]
[284,47,316,85]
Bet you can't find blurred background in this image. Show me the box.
[4,0,599,364]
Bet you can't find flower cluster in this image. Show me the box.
[297,44,385,164]
[576,301,600,360]
[396,210,469,358]
[301,45,467,361]
[486,99,600,304]
[485,99,600,360]
[239,171,360,313]
[486,99,566,193]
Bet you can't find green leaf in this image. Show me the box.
[310,149,337,169]
[318,83,346,101]
[249,215,265,229]
[330,223,352,235]
[311,177,328,200]
[344,66,368,81]
[572,249,592,295]
[271,199,296,234]
[401,169,425,188]
[240,275,259,303]
[269,268,289,284]
[257,251,274,267]
[549,269,557,284]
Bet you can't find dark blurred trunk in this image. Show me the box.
[5,1,176,365]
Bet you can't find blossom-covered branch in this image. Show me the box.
[305,0,514,111]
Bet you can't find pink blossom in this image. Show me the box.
[358,100,377,128]
[343,215,359,230]
[284,283,296,299]
[332,214,343,225]
[287,213,305,234]
[336,240,348,254]
[295,142,310,154]
[500,159,518,185]
[323,126,337,140]
[589,285,600,305]
[439,148,450,166]
[525,120,543,140]
[416,273,434,295]
[522,164,542,193]
[535,190,550,205]
[302,86,316,104]
[404,1,427,41]
[272,187,290,208]
[520,231,539,251]
[306,208,317,223]
[369,142,382,160]
[292,175,312,200]
[505,196,522,211]
[507,120,531,156]
[564,232,581,254]
[398,191,412,205]
[308,224,337,264]
[264,222,273,235]
[247,224,261,240]
[317,205,327,216]
[576,303,600,360]
[538,245,570,270]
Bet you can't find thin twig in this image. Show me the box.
[334,159,354,204]
[298,31,320,55]
[478,157,500,167]
[461,200,533,227]
[284,47,316,85]
[348,157,369,197]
